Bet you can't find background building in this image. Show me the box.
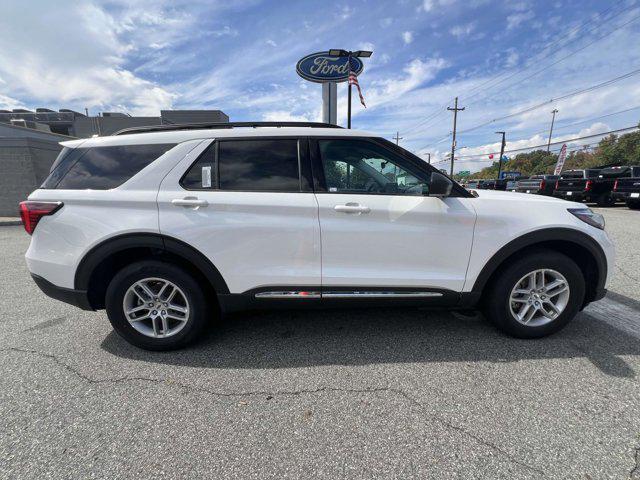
[0,108,229,216]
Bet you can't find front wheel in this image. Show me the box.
[626,199,640,210]
[483,250,585,338]
[105,261,211,350]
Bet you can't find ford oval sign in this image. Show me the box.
[296,51,363,83]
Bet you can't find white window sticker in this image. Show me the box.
[201,165,212,188]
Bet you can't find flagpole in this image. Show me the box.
[347,53,352,129]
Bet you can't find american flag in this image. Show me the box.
[348,56,366,108]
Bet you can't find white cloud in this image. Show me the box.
[402,31,414,44]
[380,17,393,28]
[449,22,476,39]
[0,1,183,115]
[420,0,456,12]
[261,109,321,122]
[505,49,519,68]
[506,10,535,30]
[266,39,277,47]
[212,25,238,37]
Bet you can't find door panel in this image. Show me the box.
[157,139,321,294]
[316,194,476,290]
[313,138,475,291]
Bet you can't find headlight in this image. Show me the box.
[568,208,605,230]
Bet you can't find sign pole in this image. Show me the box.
[347,52,353,129]
[322,82,337,125]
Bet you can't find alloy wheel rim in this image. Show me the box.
[509,269,570,327]
[122,277,190,338]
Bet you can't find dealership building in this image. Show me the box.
[0,108,229,216]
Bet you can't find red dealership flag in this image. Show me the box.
[348,56,366,108]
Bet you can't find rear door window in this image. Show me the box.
[181,139,303,192]
[43,144,175,190]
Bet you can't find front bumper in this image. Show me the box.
[31,274,94,311]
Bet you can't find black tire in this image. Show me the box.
[105,260,211,351]
[482,249,585,339]
[626,199,640,210]
[596,193,615,207]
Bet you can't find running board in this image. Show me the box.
[254,291,443,299]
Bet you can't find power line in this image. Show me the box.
[453,125,638,159]
[461,4,640,108]
[399,1,635,138]
[456,67,640,135]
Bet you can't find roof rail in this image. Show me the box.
[112,121,343,136]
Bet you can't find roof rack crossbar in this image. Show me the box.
[112,121,343,136]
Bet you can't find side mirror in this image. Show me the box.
[429,172,453,197]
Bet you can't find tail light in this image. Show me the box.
[540,180,546,190]
[585,180,593,191]
[19,201,63,235]
[555,180,559,190]
[613,180,618,191]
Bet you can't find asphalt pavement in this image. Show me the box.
[1,207,640,479]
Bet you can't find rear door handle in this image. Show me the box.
[171,197,209,208]
[334,203,370,214]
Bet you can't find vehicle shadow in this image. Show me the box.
[101,305,640,379]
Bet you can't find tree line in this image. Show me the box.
[455,124,640,180]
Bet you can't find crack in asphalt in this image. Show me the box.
[616,265,640,283]
[631,445,640,479]
[2,346,545,476]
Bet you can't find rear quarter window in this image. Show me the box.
[42,143,176,190]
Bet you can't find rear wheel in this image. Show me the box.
[626,199,640,210]
[105,261,211,350]
[483,250,585,338]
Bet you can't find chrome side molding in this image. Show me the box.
[255,291,321,299]
[255,290,442,299]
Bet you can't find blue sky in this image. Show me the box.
[1,0,639,173]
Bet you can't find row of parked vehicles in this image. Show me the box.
[463,165,640,209]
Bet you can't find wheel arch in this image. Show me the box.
[75,233,230,310]
[471,228,607,307]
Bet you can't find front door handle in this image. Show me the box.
[334,203,370,214]
[171,197,209,208]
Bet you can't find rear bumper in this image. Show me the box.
[613,192,640,201]
[31,274,94,311]
[553,191,587,202]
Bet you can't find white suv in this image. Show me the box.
[21,122,614,350]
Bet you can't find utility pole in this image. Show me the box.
[426,153,431,164]
[496,131,506,179]
[547,109,558,153]
[392,132,403,145]
[447,97,465,176]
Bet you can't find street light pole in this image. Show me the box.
[496,131,506,179]
[547,109,558,153]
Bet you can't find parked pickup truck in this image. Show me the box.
[516,174,559,196]
[612,165,640,209]
[553,168,608,205]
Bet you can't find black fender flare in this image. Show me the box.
[471,227,607,294]
[74,233,230,294]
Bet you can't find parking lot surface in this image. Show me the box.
[1,207,639,479]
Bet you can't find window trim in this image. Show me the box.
[310,136,470,197]
[179,136,312,193]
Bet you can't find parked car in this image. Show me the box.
[516,175,559,196]
[21,121,614,350]
[465,179,479,189]
[477,179,507,191]
[612,166,640,209]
